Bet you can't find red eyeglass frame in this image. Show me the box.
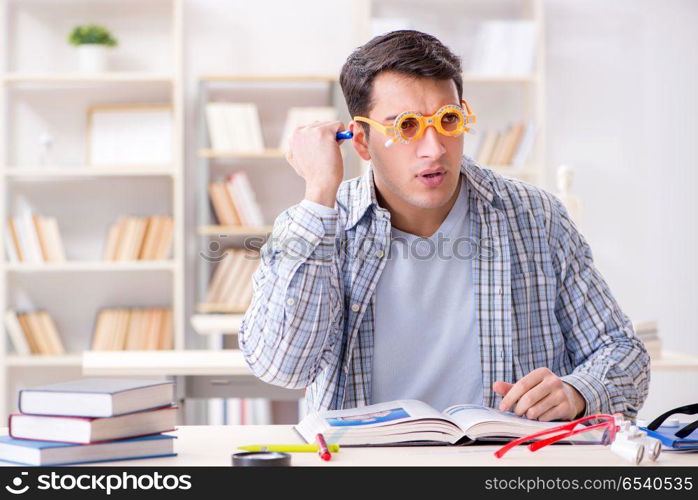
[494,413,622,459]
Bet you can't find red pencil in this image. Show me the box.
[315,433,331,461]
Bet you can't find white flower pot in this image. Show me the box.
[77,44,109,73]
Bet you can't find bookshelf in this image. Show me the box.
[193,74,357,423]
[0,0,185,419]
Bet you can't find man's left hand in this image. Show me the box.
[492,367,586,421]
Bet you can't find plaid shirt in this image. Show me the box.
[239,155,650,418]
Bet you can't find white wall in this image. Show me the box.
[544,0,698,416]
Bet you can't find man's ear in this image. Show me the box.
[350,121,371,161]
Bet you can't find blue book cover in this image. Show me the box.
[0,433,177,466]
[641,426,698,450]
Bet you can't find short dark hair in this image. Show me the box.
[339,30,463,137]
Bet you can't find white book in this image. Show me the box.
[9,405,178,444]
[15,214,43,263]
[224,174,251,226]
[224,398,242,425]
[205,103,233,151]
[219,103,264,153]
[249,398,272,425]
[233,172,265,226]
[3,310,31,356]
[245,103,265,151]
[4,225,19,263]
[227,174,253,226]
[19,378,175,418]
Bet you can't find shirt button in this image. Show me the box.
[351,304,360,312]
[286,298,295,306]
[375,249,384,258]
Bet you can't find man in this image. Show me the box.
[239,30,649,421]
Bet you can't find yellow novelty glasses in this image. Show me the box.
[353,100,476,146]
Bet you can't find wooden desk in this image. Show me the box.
[2,426,694,467]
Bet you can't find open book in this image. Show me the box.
[296,400,602,446]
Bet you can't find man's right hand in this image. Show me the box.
[286,121,346,208]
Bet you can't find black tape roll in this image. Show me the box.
[232,451,292,467]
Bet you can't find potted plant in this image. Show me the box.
[68,24,118,72]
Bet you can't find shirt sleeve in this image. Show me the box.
[238,201,345,389]
[300,198,339,217]
[549,196,650,419]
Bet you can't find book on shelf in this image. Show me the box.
[474,121,537,167]
[296,400,602,447]
[468,20,538,76]
[103,215,173,261]
[0,433,176,466]
[208,171,265,227]
[4,213,66,264]
[18,378,175,418]
[279,106,338,151]
[205,102,264,153]
[205,249,260,312]
[90,307,173,351]
[3,309,66,356]
[9,405,178,445]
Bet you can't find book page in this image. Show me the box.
[296,399,458,444]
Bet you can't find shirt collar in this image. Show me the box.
[344,155,503,231]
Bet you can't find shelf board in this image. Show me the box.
[196,303,247,314]
[650,350,698,371]
[198,225,273,236]
[200,74,338,83]
[198,148,285,159]
[3,167,176,179]
[82,349,251,376]
[191,313,244,334]
[461,73,539,84]
[2,72,174,86]
[5,261,176,273]
[5,354,83,367]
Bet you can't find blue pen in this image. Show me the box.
[336,130,353,141]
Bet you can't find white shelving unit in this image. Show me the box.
[0,0,185,420]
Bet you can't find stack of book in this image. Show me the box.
[91,307,173,351]
[103,215,173,261]
[5,213,66,263]
[633,320,661,359]
[4,309,66,356]
[208,171,265,227]
[0,378,177,466]
[470,121,538,167]
[205,102,264,153]
[204,249,260,312]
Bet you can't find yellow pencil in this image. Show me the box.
[238,444,340,453]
